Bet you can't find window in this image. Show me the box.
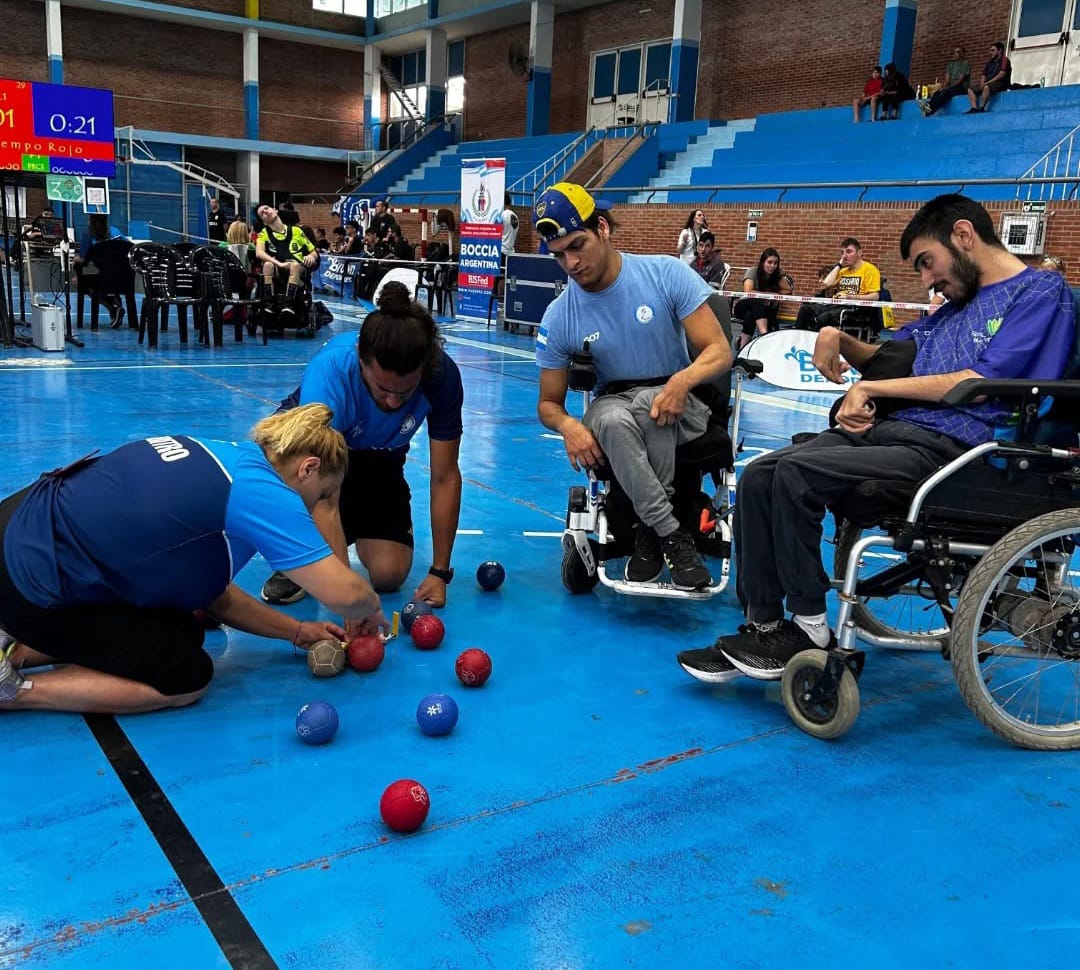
[644,43,671,91]
[447,76,465,114]
[373,0,425,15]
[448,40,465,79]
[312,0,367,14]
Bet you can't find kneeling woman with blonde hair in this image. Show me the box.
[0,404,387,714]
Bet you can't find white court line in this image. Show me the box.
[442,334,538,359]
[456,529,484,535]
[523,531,564,537]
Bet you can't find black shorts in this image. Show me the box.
[339,449,414,548]
[0,487,213,696]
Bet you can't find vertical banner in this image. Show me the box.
[458,158,505,321]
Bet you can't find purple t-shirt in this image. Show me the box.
[891,268,1075,445]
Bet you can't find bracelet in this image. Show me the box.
[292,620,303,646]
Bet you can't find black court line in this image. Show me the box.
[84,714,278,970]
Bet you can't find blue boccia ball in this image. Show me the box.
[476,560,506,591]
[416,693,459,737]
[401,599,434,633]
[296,701,339,745]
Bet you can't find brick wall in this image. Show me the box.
[462,23,531,141]
[260,38,365,149]
[909,0,1013,91]
[6,1,47,84]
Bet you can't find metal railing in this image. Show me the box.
[1017,123,1080,201]
[336,113,459,196]
[507,127,604,196]
[616,174,1080,203]
[585,123,659,190]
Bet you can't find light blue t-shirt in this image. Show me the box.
[535,253,713,390]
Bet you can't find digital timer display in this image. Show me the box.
[0,78,115,177]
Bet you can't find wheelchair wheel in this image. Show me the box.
[780,649,860,740]
[834,519,953,647]
[561,539,601,594]
[950,509,1080,750]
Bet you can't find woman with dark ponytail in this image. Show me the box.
[262,282,465,610]
[734,247,794,348]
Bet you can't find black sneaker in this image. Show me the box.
[625,524,662,582]
[676,639,743,684]
[281,305,297,319]
[261,570,306,605]
[720,619,836,681]
[109,304,125,329]
[661,528,711,589]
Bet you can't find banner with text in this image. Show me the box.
[458,158,505,320]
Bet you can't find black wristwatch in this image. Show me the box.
[428,565,454,584]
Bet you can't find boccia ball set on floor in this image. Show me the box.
[455,648,492,687]
[308,639,346,677]
[292,562,508,832]
[416,693,459,736]
[296,701,339,745]
[400,599,434,633]
[347,634,385,672]
[476,560,505,591]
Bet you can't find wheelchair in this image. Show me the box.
[781,377,1080,750]
[559,344,763,602]
[253,256,322,338]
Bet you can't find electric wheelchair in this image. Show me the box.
[784,377,1080,750]
[559,294,763,601]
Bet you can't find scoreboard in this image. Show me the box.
[0,78,115,178]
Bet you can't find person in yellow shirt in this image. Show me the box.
[796,237,881,333]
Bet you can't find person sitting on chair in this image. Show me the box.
[796,237,881,333]
[691,231,728,288]
[255,203,319,320]
[533,182,732,590]
[261,283,464,610]
[0,405,388,714]
[677,194,1076,684]
[735,247,794,347]
[74,214,126,328]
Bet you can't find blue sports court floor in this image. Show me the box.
[1,293,1077,969]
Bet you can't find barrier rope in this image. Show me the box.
[717,288,931,312]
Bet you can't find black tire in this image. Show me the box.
[780,649,860,740]
[561,539,600,594]
[950,509,1080,750]
[833,518,951,647]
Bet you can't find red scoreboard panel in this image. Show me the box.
[0,78,116,178]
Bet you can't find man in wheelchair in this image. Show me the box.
[679,194,1076,683]
[533,183,733,590]
[255,203,320,330]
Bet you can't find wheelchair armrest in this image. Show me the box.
[941,377,1080,407]
[734,358,763,377]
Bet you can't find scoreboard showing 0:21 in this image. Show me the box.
[0,78,115,178]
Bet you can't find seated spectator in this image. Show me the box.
[387,225,414,262]
[330,226,347,254]
[677,193,1076,685]
[254,203,319,318]
[877,62,915,120]
[315,227,331,252]
[690,231,728,287]
[796,238,881,332]
[356,228,391,300]
[1040,254,1066,275]
[852,66,883,123]
[226,220,251,246]
[735,247,794,347]
[74,214,125,327]
[921,47,971,116]
[967,42,1011,113]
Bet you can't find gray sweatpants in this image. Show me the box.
[583,386,710,537]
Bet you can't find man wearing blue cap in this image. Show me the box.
[533,182,732,589]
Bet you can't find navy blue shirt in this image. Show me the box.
[4,436,330,610]
[295,331,464,452]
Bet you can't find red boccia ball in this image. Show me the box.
[380,779,430,833]
[455,648,492,687]
[410,614,445,650]
[347,634,385,672]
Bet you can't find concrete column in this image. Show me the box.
[365,44,383,152]
[45,0,63,84]
[526,1,553,137]
[239,151,259,215]
[669,0,701,123]
[426,28,447,122]
[244,28,259,140]
[880,0,918,77]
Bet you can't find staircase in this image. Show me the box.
[380,64,424,125]
[627,120,756,203]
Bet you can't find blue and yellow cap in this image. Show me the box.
[533,182,610,241]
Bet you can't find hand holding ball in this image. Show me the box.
[307,639,346,677]
[347,634,385,672]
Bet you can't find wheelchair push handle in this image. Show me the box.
[942,377,1080,407]
[568,341,598,393]
[733,358,764,378]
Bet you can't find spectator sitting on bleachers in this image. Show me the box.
[878,62,915,120]
[967,41,1011,114]
[852,66,883,123]
[690,231,727,287]
[735,247,794,347]
[921,46,971,116]
[796,237,881,332]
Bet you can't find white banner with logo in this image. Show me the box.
[458,158,505,321]
[738,330,861,393]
